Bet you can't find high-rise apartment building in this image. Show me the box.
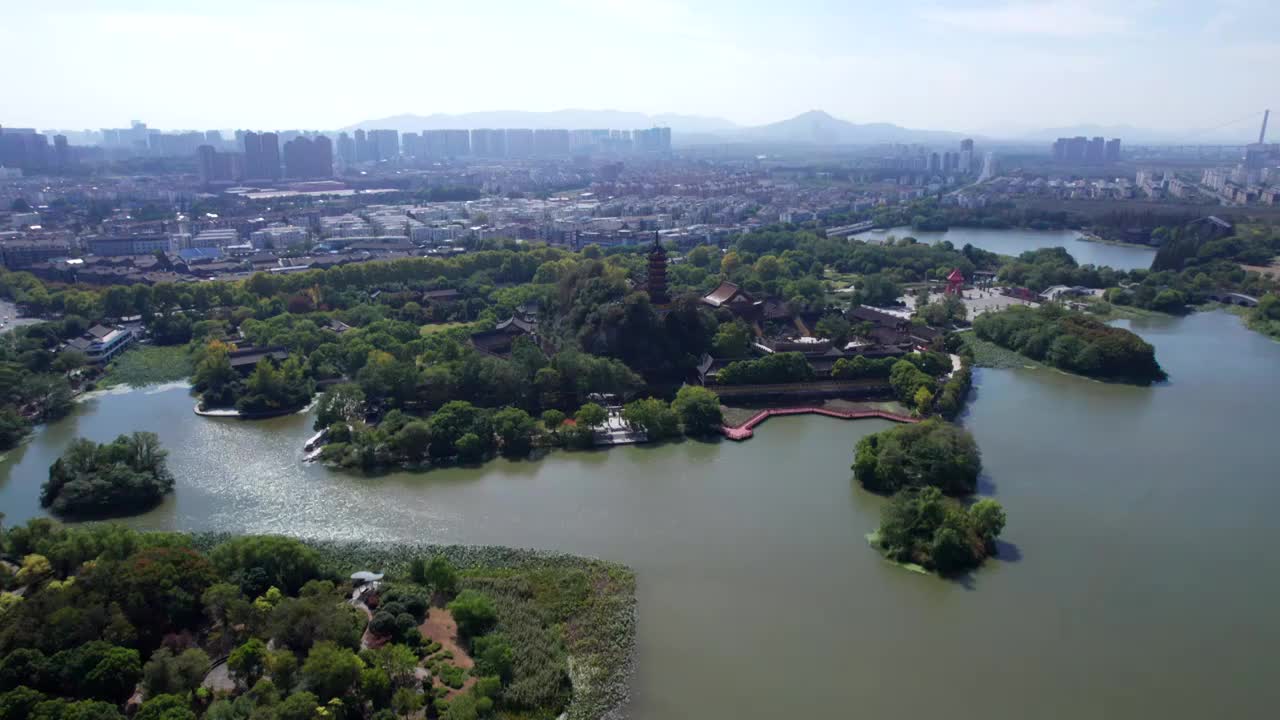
[1085,136,1105,163]
[505,129,534,158]
[354,129,371,162]
[401,132,422,159]
[336,132,355,166]
[471,129,507,158]
[368,129,399,161]
[282,135,332,178]
[1054,135,1121,164]
[1104,138,1121,162]
[242,131,281,180]
[197,145,243,184]
[533,129,571,156]
[53,135,69,169]
[0,127,50,172]
[633,127,672,153]
[443,130,469,156]
[959,138,974,174]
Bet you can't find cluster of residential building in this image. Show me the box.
[1199,157,1280,206]
[1050,136,1123,164]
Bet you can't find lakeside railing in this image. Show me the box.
[721,406,917,441]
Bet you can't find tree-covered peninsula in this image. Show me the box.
[973,304,1165,384]
[0,520,635,720]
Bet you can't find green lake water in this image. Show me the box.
[1,310,1277,719]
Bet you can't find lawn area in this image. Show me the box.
[958,332,1044,370]
[99,344,193,387]
[420,322,471,336]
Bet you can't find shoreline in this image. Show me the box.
[721,405,917,440]
[1075,231,1155,249]
[195,398,316,419]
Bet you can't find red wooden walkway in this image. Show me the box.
[721,406,918,440]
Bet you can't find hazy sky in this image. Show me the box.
[4,0,1278,137]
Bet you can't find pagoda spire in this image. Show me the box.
[647,232,669,306]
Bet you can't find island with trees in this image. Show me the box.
[972,304,1166,384]
[854,419,1006,575]
[0,519,635,720]
[40,432,175,519]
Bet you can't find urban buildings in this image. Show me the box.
[533,129,571,156]
[283,135,333,179]
[0,126,50,172]
[633,127,672,153]
[243,131,281,180]
[1053,136,1121,164]
[336,132,356,167]
[368,129,400,161]
[197,145,244,184]
[354,129,371,162]
[505,129,534,158]
[960,138,974,175]
[85,235,177,256]
[471,129,507,158]
[251,223,308,249]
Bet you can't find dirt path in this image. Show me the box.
[418,607,476,698]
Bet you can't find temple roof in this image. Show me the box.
[702,280,752,307]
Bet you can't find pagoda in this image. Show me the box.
[647,233,670,306]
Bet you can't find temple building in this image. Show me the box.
[469,316,539,359]
[646,235,670,306]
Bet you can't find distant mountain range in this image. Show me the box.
[344,108,970,146]
[342,109,739,134]
[726,110,967,145]
[345,108,1261,147]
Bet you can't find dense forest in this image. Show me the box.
[973,304,1166,384]
[0,521,635,720]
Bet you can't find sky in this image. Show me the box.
[3,0,1279,138]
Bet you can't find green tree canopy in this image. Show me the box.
[853,419,982,495]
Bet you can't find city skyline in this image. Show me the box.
[3,0,1278,136]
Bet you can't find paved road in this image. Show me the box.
[0,300,41,334]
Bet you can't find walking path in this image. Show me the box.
[721,406,917,441]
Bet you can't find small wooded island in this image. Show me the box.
[0,522,635,720]
[855,420,1006,575]
[973,304,1166,385]
[40,432,175,518]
